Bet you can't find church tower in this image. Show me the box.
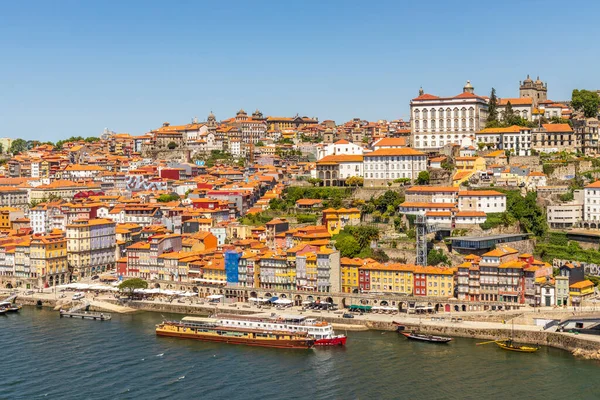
[519,75,547,107]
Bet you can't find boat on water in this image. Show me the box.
[495,340,539,353]
[214,314,347,346]
[400,331,453,343]
[0,301,21,312]
[156,317,315,349]
[476,320,539,353]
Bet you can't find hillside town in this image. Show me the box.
[1,76,600,312]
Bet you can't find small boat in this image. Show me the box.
[496,340,539,353]
[0,301,21,312]
[400,331,453,343]
[0,308,7,315]
[476,320,539,353]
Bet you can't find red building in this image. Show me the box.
[414,272,427,296]
[159,168,181,180]
[359,269,370,292]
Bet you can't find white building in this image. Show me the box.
[411,81,488,151]
[61,165,106,182]
[363,148,427,186]
[476,126,532,156]
[497,98,534,121]
[314,155,364,186]
[230,139,242,158]
[454,211,487,225]
[316,140,364,160]
[547,203,583,229]
[583,181,600,222]
[457,190,507,214]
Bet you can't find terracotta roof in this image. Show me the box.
[498,98,533,106]
[373,138,407,147]
[455,211,486,217]
[412,94,440,101]
[406,186,458,193]
[541,123,573,133]
[570,280,594,289]
[317,155,364,163]
[364,148,425,157]
[478,125,529,134]
[458,190,505,197]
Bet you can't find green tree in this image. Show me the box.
[256,141,265,147]
[416,171,430,185]
[10,138,27,154]
[335,235,361,258]
[167,141,178,150]
[502,101,515,123]
[118,278,148,297]
[427,249,449,266]
[572,89,600,118]
[307,178,323,187]
[374,190,404,214]
[0,143,3,154]
[345,176,364,187]
[487,87,498,123]
[157,193,180,202]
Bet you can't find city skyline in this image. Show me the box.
[1,0,599,140]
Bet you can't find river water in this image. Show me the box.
[1,307,598,400]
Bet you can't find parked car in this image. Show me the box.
[343,313,354,319]
[72,292,85,300]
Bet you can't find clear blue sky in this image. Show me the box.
[1,0,598,141]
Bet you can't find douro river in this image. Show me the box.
[1,307,598,399]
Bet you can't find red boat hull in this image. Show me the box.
[315,336,347,346]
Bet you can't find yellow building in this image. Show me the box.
[455,156,486,171]
[322,207,361,235]
[30,232,68,287]
[569,280,595,305]
[418,266,455,297]
[361,263,415,294]
[452,156,486,187]
[0,207,24,229]
[341,257,363,293]
[201,255,226,282]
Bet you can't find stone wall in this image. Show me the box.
[511,156,543,171]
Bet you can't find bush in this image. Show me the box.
[296,214,317,224]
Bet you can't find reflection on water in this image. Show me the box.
[1,307,598,400]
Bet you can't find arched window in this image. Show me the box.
[422,109,428,119]
[469,107,474,117]
[431,119,436,129]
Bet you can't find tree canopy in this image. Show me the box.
[335,235,361,258]
[118,278,148,295]
[487,87,498,123]
[572,89,600,118]
[416,171,430,185]
[10,138,27,154]
[427,249,449,266]
[157,193,180,202]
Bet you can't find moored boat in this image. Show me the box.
[215,314,347,346]
[495,340,539,353]
[0,301,21,312]
[156,317,315,349]
[400,331,453,343]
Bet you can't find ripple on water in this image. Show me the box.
[2,308,600,400]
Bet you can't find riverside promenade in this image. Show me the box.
[5,287,600,358]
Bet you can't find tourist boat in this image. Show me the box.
[400,331,453,343]
[214,313,347,346]
[156,317,315,349]
[0,301,21,312]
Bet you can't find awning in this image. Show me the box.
[273,298,292,305]
[349,305,372,311]
[206,294,224,300]
[269,296,279,302]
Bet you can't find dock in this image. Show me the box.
[59,310,112,320]
[59,300,112,320]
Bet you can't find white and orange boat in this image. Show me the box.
[214,314,347,346]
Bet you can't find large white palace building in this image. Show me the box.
[411,81,488,151]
